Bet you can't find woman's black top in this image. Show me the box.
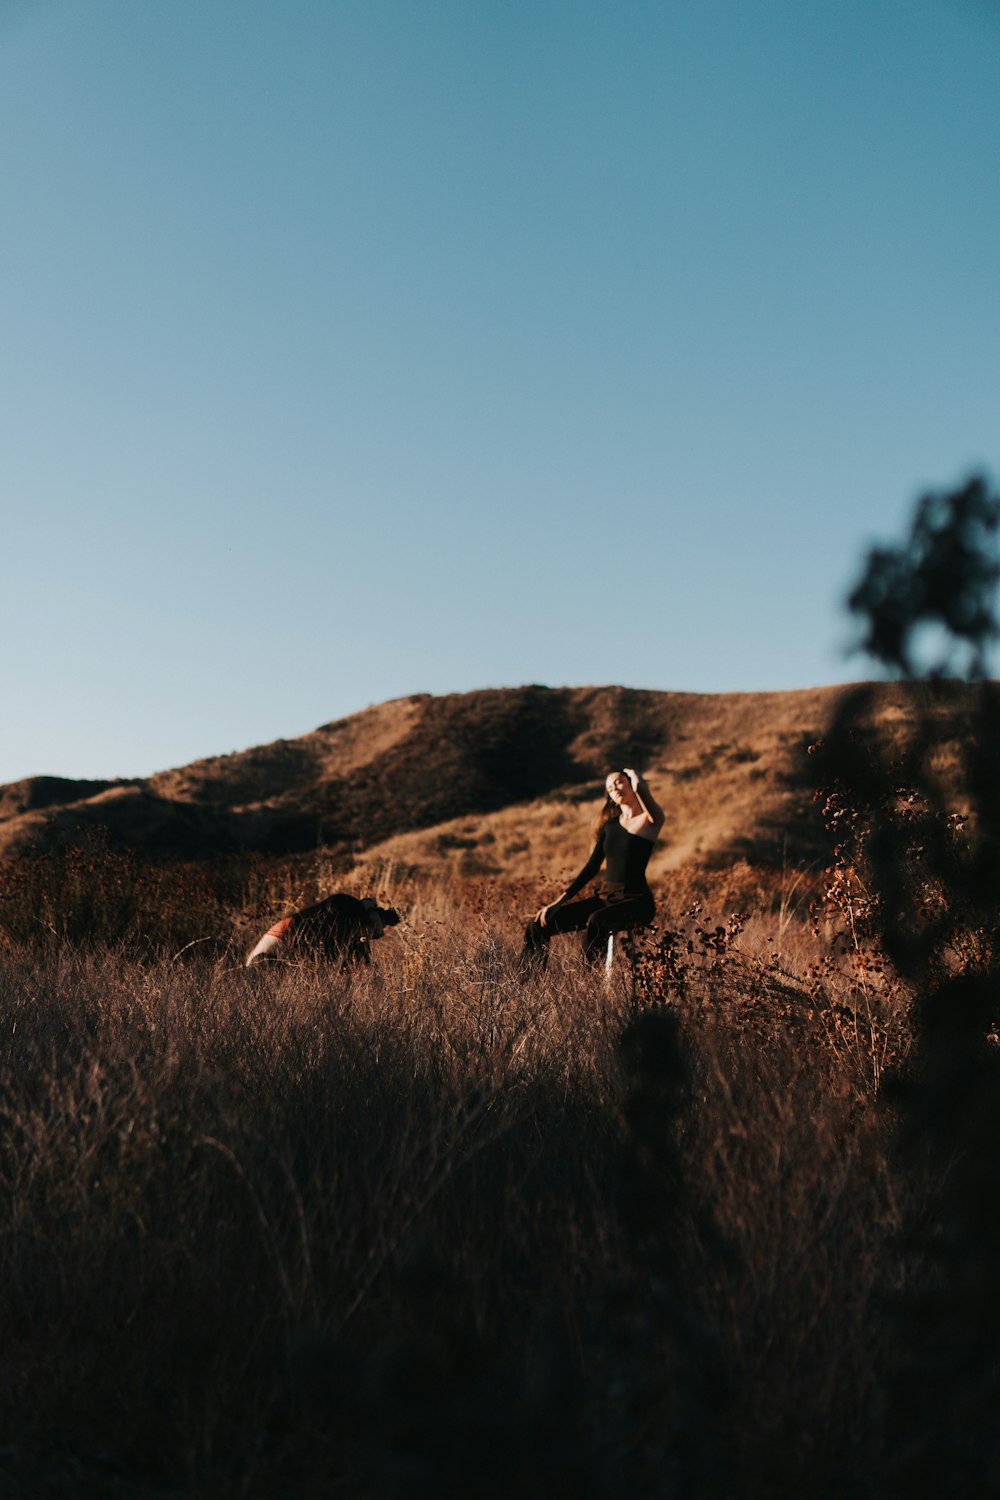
[563,818,654,900]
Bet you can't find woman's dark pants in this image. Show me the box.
[522,891,655,969]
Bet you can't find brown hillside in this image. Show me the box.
[0,682,989,876]
[0,775,131,822]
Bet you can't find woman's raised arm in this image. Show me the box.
[623,768,665,833]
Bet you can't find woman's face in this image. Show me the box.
[605,771,630,805]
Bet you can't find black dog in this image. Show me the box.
[245,894,400,968]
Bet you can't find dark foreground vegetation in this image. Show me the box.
[0,475,997,1498]
[0,823,992,1499]
[0,868,900,1499]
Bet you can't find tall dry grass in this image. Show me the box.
[0,859,925,1498]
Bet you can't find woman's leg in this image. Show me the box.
[582,893,655,965]
[521,897,605,969]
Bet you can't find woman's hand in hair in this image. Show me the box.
[625,771,665,834]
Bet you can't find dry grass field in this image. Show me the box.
[1,668,998,1497]
[0,844,948,1498]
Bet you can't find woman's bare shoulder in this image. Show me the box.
[622,811,660,842]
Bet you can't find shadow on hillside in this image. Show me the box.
[307,686,676,847]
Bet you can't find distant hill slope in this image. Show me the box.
[0,682,989,875]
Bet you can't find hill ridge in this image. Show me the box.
[0,681,985,872]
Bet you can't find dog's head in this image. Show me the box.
[360,898,401,938]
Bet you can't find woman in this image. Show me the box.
[522,768,664,968]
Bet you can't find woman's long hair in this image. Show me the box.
[591,771,627,842]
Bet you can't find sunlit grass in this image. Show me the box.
[0,862,920,1496]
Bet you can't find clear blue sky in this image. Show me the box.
[2,0,998,783]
